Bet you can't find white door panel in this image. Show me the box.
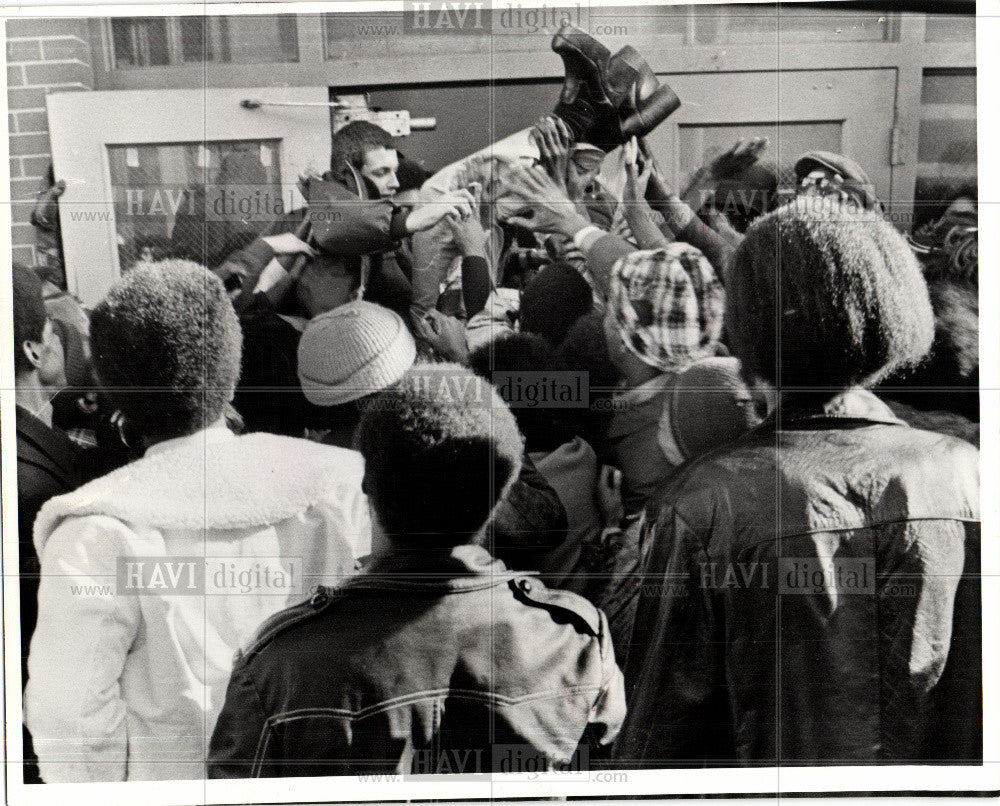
[47,86,331,306]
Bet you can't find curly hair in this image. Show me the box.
[12,264,47,376]
[89,259,242,442]
[726,197,934,392]
[519,261,594,349]
[469,332,572,453]
[355,363,524,545]
[329,120,395,181]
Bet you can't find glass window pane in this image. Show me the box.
[180,17,212,62]
[214,16,299,63]
[111,18,170,68]
[921,69,976,105]
[107,140,285,271]
[914,68,977,230]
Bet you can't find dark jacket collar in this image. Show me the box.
[15,404,80,481]
[350,544,525,593]
[761,388,906,430]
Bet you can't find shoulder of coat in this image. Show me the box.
[507,575,601,637]
[235,585,350,666]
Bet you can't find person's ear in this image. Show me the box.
[20,339,43,371]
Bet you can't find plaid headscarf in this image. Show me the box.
[608,245,725,373]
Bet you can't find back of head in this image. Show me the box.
[297,300,416,407]
[727,197,934,393]
[469,332,569,452]
[556,311,620,389]
[89,259,242,443]
[12,264,46,376]
[329,120,395,180]
[355,363,524,545]
[661,356,763,464]
[519,262,593,348]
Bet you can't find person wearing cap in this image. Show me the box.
[614,197,980,765]
[296,300,418,448]
[295,300,570,576]
[209,364,626,778]
[409,115,617,331]
[600,246,758,517]
[25,261,371,783]
[793,149,884,212]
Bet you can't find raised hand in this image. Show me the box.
[529,115,574,191]
[706,136,769,180]
[405,189,475,233]
[623,137,654,203]
[445,182,488,257]
[498,164,591,237]
[413,308,470,364]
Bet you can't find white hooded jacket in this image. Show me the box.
[25,425,370,782]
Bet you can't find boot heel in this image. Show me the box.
[621,84,682,138]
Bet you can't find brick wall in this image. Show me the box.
[6,17,95,268]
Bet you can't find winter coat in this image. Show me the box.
[612,390,981,765]
[25,426,370,782]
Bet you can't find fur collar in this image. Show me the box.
[35,432,364,553]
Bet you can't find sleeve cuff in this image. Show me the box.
[573,225,607,253]
[389,209,410,241]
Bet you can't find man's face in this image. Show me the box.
[32,319,67,391]
[361,147,400,198]
[565,148,604,203]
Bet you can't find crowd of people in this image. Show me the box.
[13,25,981,784]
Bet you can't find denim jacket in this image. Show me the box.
[209,543,625,778]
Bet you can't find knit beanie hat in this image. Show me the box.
[658,356,761,464]
[297,301,416,406]
[607,244,725,373]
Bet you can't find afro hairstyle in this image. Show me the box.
[726,197,934,393]
[519,261,594,348]
[89,259,242,442]
[355,363,524,545]
[468,332,572,453]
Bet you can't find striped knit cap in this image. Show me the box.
[298,301,416,406]
[608,244,725,373]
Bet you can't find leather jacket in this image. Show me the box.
[612,390,981,766]
[209,543,625,778]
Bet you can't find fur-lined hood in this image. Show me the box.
[34,430,365,554]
